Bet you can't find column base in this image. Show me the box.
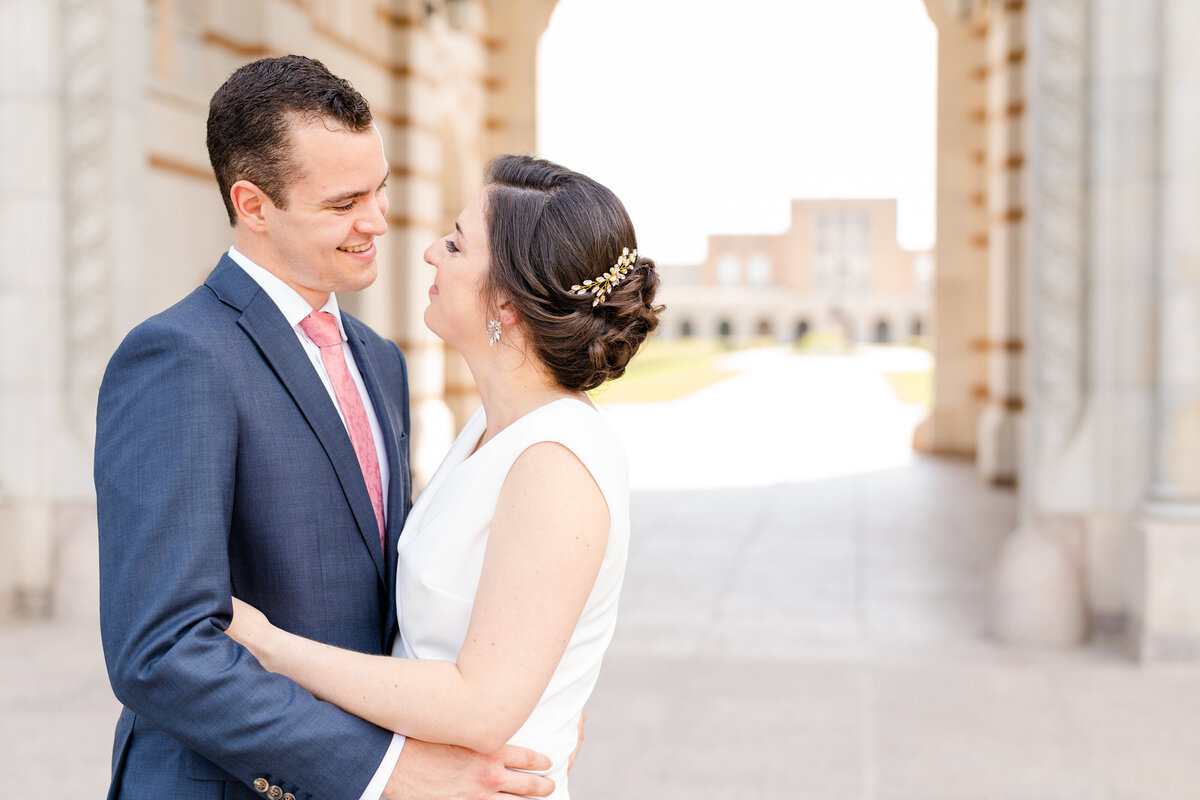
[913,406,977,457]
[977,402,1020,484]
[0,501,56,621]
[1129,506,1200,660]
[53,501,101,625]
[990,517,1087,647]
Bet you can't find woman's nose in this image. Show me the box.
[423,239,440,266]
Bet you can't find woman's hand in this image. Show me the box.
[225,597,277,667]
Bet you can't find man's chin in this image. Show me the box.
[341,263,379,293]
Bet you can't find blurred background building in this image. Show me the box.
[0,0,1197,664]
[657,198,931,345]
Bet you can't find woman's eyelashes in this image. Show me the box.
[445,239,460,254]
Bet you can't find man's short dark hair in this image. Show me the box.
[206,54,374,226]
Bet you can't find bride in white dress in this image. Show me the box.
[226,154,662,799]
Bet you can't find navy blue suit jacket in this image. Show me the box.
[96,255,412,800]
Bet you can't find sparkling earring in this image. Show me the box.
[487,318,502,346]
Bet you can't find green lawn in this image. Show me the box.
[882,369,933,407]
[590,337,933,408]
[590,338,738,404]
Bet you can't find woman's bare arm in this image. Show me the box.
[226,441,609,754]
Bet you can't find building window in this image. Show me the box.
[746,254,770,287]
[911,317,923,338]
[816,211,873,297]
[680,319,694,338]
[717,255,740,286]
[718,319,733,339]
[852,212,871,253]
[817,215,833,252]
[795,320,810,341]
[756,319,772,339]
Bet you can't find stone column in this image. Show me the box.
[990,0,1088,647]
[481,0,557,158]
[1131,0,1200,660]
[0,0,63,620]
[914,0,991,457]
[0,0,141,622]
[382,4,485,489]
[976,0,1026,483]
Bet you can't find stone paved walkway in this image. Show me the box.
[3,348,1198,798]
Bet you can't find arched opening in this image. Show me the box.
[756,319,772,339]
[795,319,810,342]
[679,318,694,338]
[874,319,891,343]
[911,316,924,338]
[717,319,734,340]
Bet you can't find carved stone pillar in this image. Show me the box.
[63,0,117,443]
[0,0,63,620]
[990,0,1088,647]
[0,0,139,622]
[1131,0,1200,660]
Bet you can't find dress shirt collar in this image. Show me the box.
[227,246,347,341]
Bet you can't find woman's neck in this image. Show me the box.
[465,346,585,449]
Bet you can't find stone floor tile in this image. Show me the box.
[870,660,1100,800]
[571,655,869,800]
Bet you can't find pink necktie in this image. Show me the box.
[299,311,386,551]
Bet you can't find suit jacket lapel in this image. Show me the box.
[343,317,408,584]
[207,259,387,584]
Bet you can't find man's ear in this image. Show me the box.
[230,180,271,233]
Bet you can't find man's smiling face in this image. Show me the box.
[258,118,390,308]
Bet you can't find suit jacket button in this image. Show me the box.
[253,778,269,793]
[283,795,296,800]
[267,786,284,800]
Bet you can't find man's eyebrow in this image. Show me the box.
[320,168,391,207]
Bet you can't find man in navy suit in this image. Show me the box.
[95,55,552,800]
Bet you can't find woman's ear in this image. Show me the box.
[497,299,519,327]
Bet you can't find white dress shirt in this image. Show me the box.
[227,246,404,799]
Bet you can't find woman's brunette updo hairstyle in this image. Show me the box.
[482,154,662,392]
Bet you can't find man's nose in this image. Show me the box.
[356,195,388,236]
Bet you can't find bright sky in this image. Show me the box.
[536,0,937,265]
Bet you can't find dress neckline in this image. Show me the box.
[396,396,597,552]
[464,395,594,465]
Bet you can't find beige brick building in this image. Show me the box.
[660,198,930,345]
[0,0,555,620]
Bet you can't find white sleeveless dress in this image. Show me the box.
[392,397,630,799]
